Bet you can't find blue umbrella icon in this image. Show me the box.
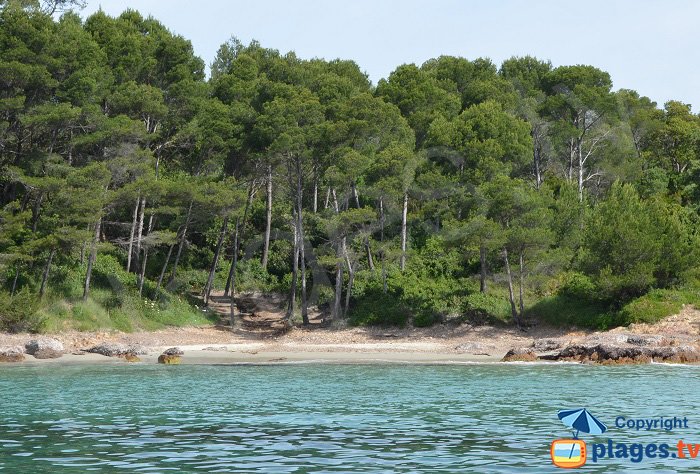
[558,408,607,458]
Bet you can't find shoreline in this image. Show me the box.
[0,346,503,366]
[2,304,700,367]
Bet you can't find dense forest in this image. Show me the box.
[2,0,700,333]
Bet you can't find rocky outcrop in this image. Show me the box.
[25,338,64,359]
[86,343,147,359]
[158,347,183,364]
[502,347,537,362]
[0,346,25,362]
[530,339,564,352]
[526,342,700,364]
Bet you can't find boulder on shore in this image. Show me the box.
[25,338,64,359]
[158,347,183,364]
[86,343,147,358]
[0,346,25,363]
[502,347,537,362]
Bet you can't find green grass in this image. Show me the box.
[618,287,700,325]
[36,292,216,334]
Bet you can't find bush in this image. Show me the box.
[463,291,512,324]
[618,288,700,325]
[0,288,44,333]
[349,283,410,327]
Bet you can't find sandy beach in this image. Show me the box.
[2,304,700,366]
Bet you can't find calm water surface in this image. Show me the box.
[0,363,699,473]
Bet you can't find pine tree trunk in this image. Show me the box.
[126,195,139,272]
[400,192,408,271]
[479,245,487,293]
[138,215,154,297]
[168,200,193,285]
[287,215,299,321]
[135,197,146,258]
[10,267,19,296]
[225,182,254,295]
[155,239,175,299]
[503,247,520,326]
[333,238,344,320]
[577,142,584,202]
[261,164,272,270]
[39,248,55,297]
[519,250,525,317]
[83,218,101,301]
[229,218,240,331]
[344,252,354,318]
[294,157,308,324]
[204,216,229,304]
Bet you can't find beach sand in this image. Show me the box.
[2,304,699,366]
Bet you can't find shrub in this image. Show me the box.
[0,288,44,333]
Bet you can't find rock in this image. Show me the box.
[162,347,184,356]
[158,354,181,364]
[86,343,146,357]
[626,335,662,346]
[202,346,228,351]
[540,343,700,364]
[531,339,563,352]
[455,342,495,353]
[25,338,64,359]
[502,347,537,362]
[123,354,141,363]
[0,346,25,363]
[158,347,183,364]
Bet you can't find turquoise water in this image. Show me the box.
[1,363,699,473]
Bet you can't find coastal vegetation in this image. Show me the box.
[2,0,700,333]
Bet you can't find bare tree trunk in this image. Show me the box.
[331,189,344,320]
[533,137,543,190]
[299,218,309,325]
[155,238,176,299]
[39,248,55,297]
[204,216,229,304]
[138,215,154,297]
[519,250,525,317]
[126,195,139,272]
[224,218,241,298]
[351,182,374,270]
[287,215,299,321]
[168,200,193,285]
[229,218,240,331]
[479,245,487,293]
[343,252,355,318]
[31,192,43,233]
[83,218,101,301]
[333,238,344,320]
[503,247,520,326]
[313,172,318,213]
[261,164,272,270]
[10,267,19,296]
[225,181,255,295]
[135,197,146,258]
[324,186,330,209]
[296,157,308,324]
[577,143,584,202]
[379,196,387,293]
[400,192,408,271]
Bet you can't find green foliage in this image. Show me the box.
[0,288,43,332]
[2,3,700,335]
